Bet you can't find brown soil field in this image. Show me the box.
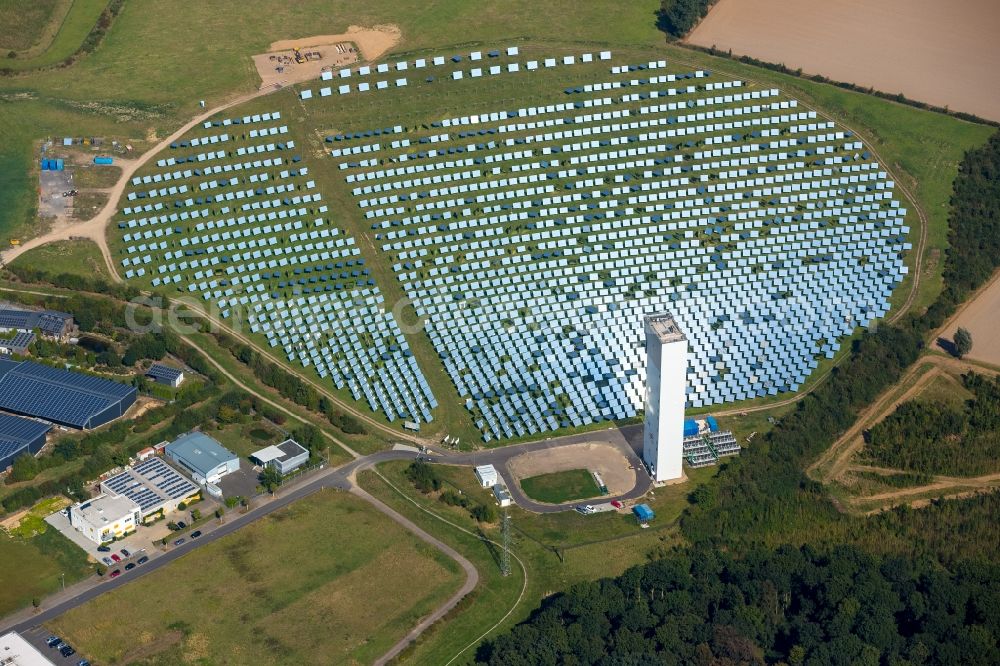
[944,272,1000,367]
[686,0,1000,121]
[507,442,635,495]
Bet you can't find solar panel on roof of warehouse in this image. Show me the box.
[0,360,137,429]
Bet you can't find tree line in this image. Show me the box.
[215,333,365,436]
[478,544,1000,665]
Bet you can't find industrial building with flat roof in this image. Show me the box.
[0,359,137,429]
[0,331,35,355]
[145,363,185,387]
[68,493,141,544]
[0,306,73,340]
[475,464,499,488]
[0,631,57,665]
[0,413,51,471]
[101,456,200,520]
[165,432,239,484]
[250,439,309,475]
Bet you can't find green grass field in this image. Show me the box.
[9,239,109,280]
[0,528,92,616]
[519,469,601,504]
[50,489,463,665]
[358,459,716,663]
[0,0,109,69]
[0,0,64,52]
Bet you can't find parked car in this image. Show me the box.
[176,521,187,529]
[190,530,202,539]
[110,553,121,563]
[77,660,91,666]
[137,555,149,565]
[45,636,61,647]
[610,500,623,509]
[121,548,131,557]
[60,645,75,657]
[96,545,110,552]
[109,570,121,578]
[125,562,136,571]
[174,538,185,546]
[101,557,113,566]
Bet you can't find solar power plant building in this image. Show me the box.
[643,314,688,482]
[0,413,51,470]
[0,360,137,429]
[112,51,909,444]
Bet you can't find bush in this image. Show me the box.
[405,461,442,493]
[440,490,470,508]
[470,503,498,523]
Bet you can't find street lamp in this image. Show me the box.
[60,572,65,593]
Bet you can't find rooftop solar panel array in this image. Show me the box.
[0,360,137,429]
[0,412,51,468]
[146,363,183,382]
[102,456,198,514]
[0,307,71,338]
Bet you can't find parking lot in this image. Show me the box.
[37,169,74,222]
[216,460,262,499]
[18,624,90,664]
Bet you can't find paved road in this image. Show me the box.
[0,424,653,659]
[435,423,652,513]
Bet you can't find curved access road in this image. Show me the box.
[436,423,652,514]
[0,450,480,666]
[1,84,288,276]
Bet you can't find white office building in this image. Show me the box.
[68,493,141,544]
[643,313,688,482]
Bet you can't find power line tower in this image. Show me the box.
[500,509,511,577]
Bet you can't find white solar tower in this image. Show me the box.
[643,313,688,482]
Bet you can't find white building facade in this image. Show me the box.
[68,494,141,544]
[643,313,688,482]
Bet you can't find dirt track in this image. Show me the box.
[808,353,1000,514]
[686,0,1000,121]
[253,27,402,90]
[507,442,635,496]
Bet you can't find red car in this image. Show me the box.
[110,553,121,563]
[611,500,624,509]
[109,570,121,578]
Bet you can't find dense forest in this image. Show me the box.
[864,373,1000,476]
[478,545,1000,665]
[486,132,1000,657]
